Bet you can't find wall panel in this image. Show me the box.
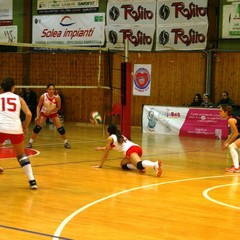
[1,51,240,126]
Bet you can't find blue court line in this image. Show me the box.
[0,224,73,240]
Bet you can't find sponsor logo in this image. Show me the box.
[109,6,120,21]
[171,2,207,20]
[159,5,170,20]
[159,28,206,46]
[134,67,151,91]
[60,16,75,27]
[121,4,154,21]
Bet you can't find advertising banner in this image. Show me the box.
[222,3,240,38]
[142,105,228,139]
[37,0,99,13]
[0,0,13,25]
[156,24,208,51]
[107,0,156,25]
[32,13,105,46]
[156,0,208,50]
[106,0,156,51]
[106,25,155,51]
[133,64,151,96]
[0,25,17,43]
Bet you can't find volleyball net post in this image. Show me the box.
[121,39,131,140]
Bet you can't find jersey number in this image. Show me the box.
[1,97,17,112]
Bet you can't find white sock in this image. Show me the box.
[29,139,33,143]
[229,143,240,169]
[141,160,155,168]
[64,139,68,144]
[22,164,35,181]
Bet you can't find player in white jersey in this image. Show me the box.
[0,77,37,189]
[95,124,162,177]
[26,83,71,149]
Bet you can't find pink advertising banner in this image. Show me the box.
[179,108,228,139]
[142,105,228,139]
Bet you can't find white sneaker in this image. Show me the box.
[29,180,38,190]
[2,139,11,145]
[26,142,32,148]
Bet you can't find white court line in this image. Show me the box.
[52,174,235,240]
[203,183,240,210]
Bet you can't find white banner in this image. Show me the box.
[106,0,156,51]
[0,25,17,42]
[222,3,240,38]
[156,24,208,51]
[156,0,208,50]
[133,64,151,96]
[143,105,187,135]
[37,0,99,11]
[106,25,155,51]
[107,0,156,25]
[32,13,105,46]
[0,0,12,20]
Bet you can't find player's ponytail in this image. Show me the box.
[115,129,125,144]
[107,124,125,144]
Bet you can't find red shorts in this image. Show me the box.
[0,133,24,145]
[40,112,58,118]
[126,145,142,158]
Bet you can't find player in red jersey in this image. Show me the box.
[0,77,37,189]
[95,124,162,177]
[27,83,71,149]
[219,104,240,172]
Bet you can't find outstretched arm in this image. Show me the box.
[94,137,113,168]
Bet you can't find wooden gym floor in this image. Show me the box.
[0,122,239,240]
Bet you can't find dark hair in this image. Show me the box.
[222,91,229,96]
[107,124,125,144]
[47,83,55,89]
[220,104,233,115]
[1,77,14,92]
[193,93,202,102]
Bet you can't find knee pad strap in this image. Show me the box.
[57,126,65,135]
[122,164,130,170]
[137,161,144,170]
[17,154,30,167]
[33,125,42,134]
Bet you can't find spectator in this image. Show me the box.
[24,88,38,122]
[190,93,202,107]
[200,93,213,108]
[215,91,235,107]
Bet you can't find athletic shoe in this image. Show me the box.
[2,139,11,145]
[138,169,146,174]
[225,166,240,173]
[64,142,71,149]
[0,167,4,173]
[26,142,32,148]
[29,179,38,190]
[154,160,162,177]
